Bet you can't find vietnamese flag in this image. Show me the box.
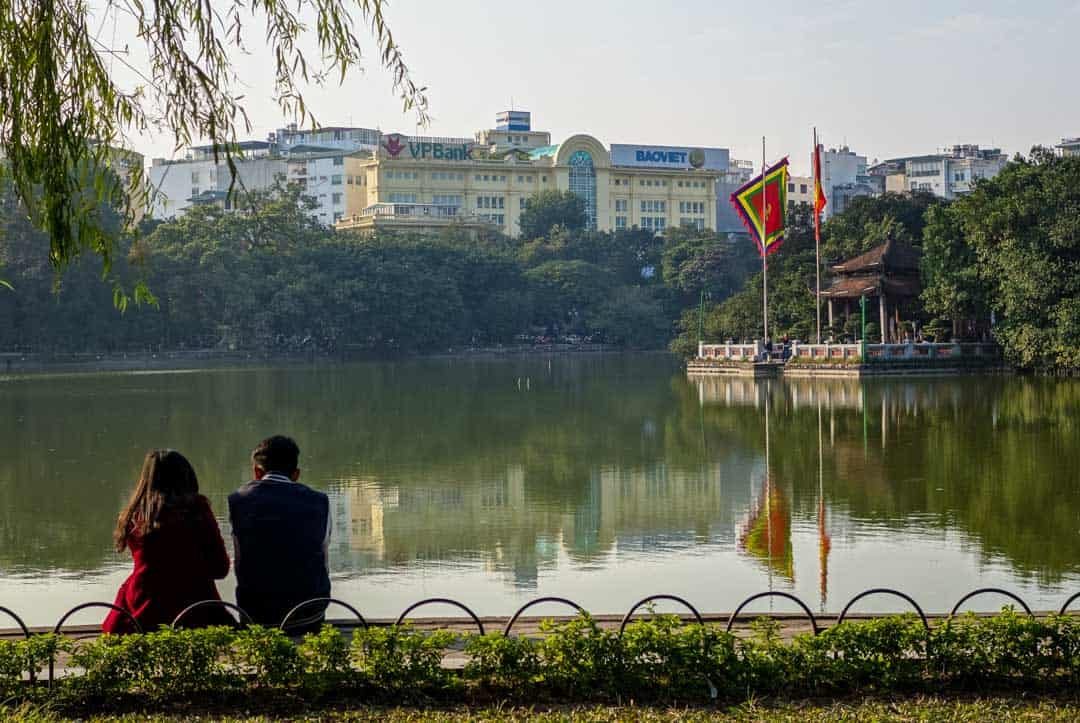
[730,158,790,257]
[813,141,827,241]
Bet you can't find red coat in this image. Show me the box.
[103,495,232,634]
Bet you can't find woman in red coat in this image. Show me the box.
[103,449,233,634]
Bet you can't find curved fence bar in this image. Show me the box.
[396,598,485,635]
[503,596,587,636]
[50,602,142,685]
[619,594,705,635]
[726,592,819,635]
[280,597,368,631]
[0,605,31,639]
[836,588,930,630]
[171,600,253,629]
[1059,592,1080,617]
[949,588,1033,618]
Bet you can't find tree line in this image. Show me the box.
[0,185,758,354]
[2,148,1078,369]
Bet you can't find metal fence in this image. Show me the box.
[3,587,1079,684]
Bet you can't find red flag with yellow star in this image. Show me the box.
[730,158,790,256]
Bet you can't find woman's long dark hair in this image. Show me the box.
[114,449,199,552]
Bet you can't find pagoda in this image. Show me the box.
[820,238,922,343]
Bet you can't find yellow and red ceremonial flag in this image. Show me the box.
[730,158,790,257]
[813,141,827,241]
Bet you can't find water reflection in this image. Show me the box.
[1,357,1079,624]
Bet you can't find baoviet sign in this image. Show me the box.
[381,133,474,161]
[610,144,729,171]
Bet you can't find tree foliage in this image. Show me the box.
[518,190,587,240]
[921,148,1080,369]
[0,0,426,289]
[1,184,750,353]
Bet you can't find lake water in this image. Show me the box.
[2,354,1079,627]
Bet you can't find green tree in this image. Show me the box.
[822,191,941,260]
[518,190,587,240]
[0,0,425,291]
[926,148,1080,369]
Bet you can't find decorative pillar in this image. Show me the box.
[879,294,887,344]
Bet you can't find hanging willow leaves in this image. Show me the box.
[0,0,427,302]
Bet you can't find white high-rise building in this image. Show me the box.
[869,145,1008,201]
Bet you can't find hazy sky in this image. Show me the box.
[106,0,1079,175]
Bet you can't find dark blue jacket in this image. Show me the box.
[228,474,330,628]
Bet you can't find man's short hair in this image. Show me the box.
[252,435,300,476]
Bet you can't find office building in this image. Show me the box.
[336,111,725,238]
[869,145,1008,200]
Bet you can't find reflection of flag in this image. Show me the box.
[818,496,831,606]
[739,479,793,580]
[813,141,827,241]
[730,158,790,257]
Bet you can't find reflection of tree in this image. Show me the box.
[685,374,1080,584]
[738,478,793,580]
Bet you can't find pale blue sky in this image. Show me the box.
[113,0,1079,174]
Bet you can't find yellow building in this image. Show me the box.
[336,119,724,238]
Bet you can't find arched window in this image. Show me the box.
[568,150,597,230]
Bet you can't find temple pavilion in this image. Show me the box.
[820,238,922,343]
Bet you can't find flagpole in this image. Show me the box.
[761,136,768,347]
[814,128,822,344]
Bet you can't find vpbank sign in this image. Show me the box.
[611,144,729,171]
[382,133,474,161]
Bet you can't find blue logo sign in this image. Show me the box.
[635,149,688,165]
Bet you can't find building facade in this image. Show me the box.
[870,145,1008,200]
[147,126,380,221]
[1058,137,1080,157]
[337,120,723,238]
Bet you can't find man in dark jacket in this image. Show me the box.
[228,435,330,630]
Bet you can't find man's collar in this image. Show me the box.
[260,472,293,484]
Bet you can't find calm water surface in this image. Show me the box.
[1,354,1079,626]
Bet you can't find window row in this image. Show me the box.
[676,180,707,188]
[475,174,508,182]
[385,170,419,180]
[477,195,505,209]
[680,218,705,230]
[432,171,466,181]
[640,179,669,188]
[389,193,418,203]
[640,216,667,231]
[787,182,809,194]
[679,201,706,214]
[433,194,463,206]
[479,213,505,226]
[641,200,666,213]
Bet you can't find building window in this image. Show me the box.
[332,175,343,185]
[615,199,628,212]
[520,197,527,210]
[433,194,462,207]
[332,192,342,205]
[800,183,808,194]
[615,216,628,229]
[389,193,417,203]
[568,150,597,230]
[333,156,344,166]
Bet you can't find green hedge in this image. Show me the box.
[3,611,1080,710]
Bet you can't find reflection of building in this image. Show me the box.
[324,456,757,589]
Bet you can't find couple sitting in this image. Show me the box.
[103,435,331,634]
